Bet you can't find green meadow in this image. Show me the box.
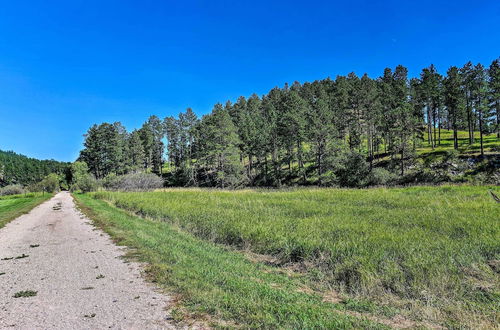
[80,185,500,328]
[0,193,52,229]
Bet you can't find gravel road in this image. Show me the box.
[0,192,176,329]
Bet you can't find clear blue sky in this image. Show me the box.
[0,0,499,161]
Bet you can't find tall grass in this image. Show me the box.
[91,186,500,325]
[75,193,381,328]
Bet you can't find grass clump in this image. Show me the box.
[75,193,381,328]
[89,185,500,326]
[14,253,29,259]
[13,290,37,298]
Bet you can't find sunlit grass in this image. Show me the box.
[75,193,380,328]
[90,186,500,326]
[418,129,499,156]
[0,193,52,228]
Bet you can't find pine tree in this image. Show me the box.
[304,82,334,184]
[262,88,283,186]
[281,84,308,181]
[178,108,199,184]
[392,65,415,175]
[472,64,490,156]
[358,74,381,168]
[332,75,350,143]
[460,62,476,144]
[378,68,396,155]
[420,65,442,148]
[488,58,500,138]
[346,72,362,150]
[128,130,145,171]
[196,104,245,188]
[444,66,464,149]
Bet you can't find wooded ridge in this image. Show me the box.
[74,59,500,188]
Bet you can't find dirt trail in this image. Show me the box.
[0,192,176,329]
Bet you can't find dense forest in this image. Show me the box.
[0,150,69,187]
[78,59,500,188]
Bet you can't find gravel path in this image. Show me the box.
[0,192,176,329]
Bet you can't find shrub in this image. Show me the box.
[367,168,397,186]
[76,174,99,193]
[37,173,60,193]
[334,150,370,187]
[101,173,120,190]
[0,184,26,196]
[104,172,164,191]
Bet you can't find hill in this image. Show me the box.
[0,150,70,187]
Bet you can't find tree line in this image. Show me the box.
[0,150,69,187]
[79,59,500,187]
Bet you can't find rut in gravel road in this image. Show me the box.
[0,192,177,329]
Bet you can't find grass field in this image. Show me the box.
[0,193,53,229]
[75,193,383,329]
[83,186,500,328]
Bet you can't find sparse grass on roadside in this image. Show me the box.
[81,286,95,290]
[0,193,53,229]
[13,290,37,298]
[75,193,383,329]
[14,253,29,259]
[88,186,500,327]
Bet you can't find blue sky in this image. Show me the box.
[0,0,499,161]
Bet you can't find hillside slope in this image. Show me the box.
[0,150,69,187]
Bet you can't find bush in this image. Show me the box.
[104,172,164,191]
[0,184,26,196]
[367,168,397,186]
[334,150,370,187]
[37,173,61,193]
[75,174,99,193]
[101,173,120,190]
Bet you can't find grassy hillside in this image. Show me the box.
[161,129,499,186]
[0,193,52,228]
[417,130,499,157]
[86,186,499,328]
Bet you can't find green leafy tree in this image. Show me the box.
[38,173,60,193]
